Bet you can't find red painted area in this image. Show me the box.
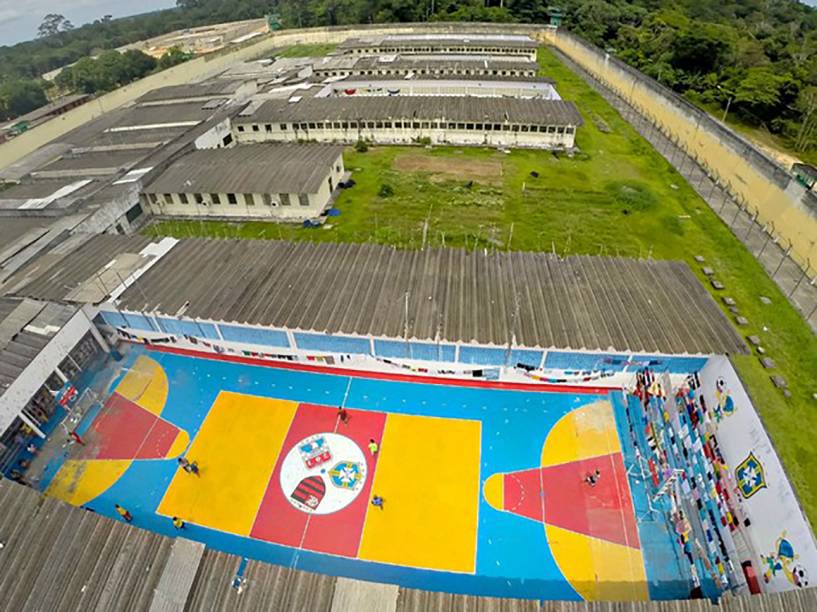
[250,403,387,557]
[500,453,640,549]
[138,343,615,395]
[503,469,545,523]
[82,393,180,461]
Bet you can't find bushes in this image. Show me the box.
[378,183,394,198]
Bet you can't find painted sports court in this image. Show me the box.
[41,343,690,601]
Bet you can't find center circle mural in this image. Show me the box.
[279,432,367,515]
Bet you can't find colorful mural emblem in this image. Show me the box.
[280,433,367,515]
[761,532,809,588]
[329,461,364,491]
[714,377,737,421]
[735,453,766,499]
[298,435,332,469]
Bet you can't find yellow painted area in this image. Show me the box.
[546,525,649,601]
[157,392,296,535]
[540,401,620,467]
[46,459,131,507]
[115,355,168,416]
[358,414,481,573]
[482,472,504,511]
[167,430,190,458]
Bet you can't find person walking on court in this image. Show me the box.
[172,516,185,530]
[337,406,350,426]
[368,438,379,456]
[178,457,200,476]
[115,504,133,523]
[371,495,384,510]
[585,469,601,487]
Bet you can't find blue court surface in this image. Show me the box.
[39,343,691,601]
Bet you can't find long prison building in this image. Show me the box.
[141,143,345,220]
[335,34,539,61]
[233,97,583,149]
[312,55,539,79]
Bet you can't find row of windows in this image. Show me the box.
[315,68,536,78]
[350,46,532,56]
[147,192,311,207]
[238,121,575,135]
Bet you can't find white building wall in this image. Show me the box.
[234,123,576,149]
[0,309,96,437]
[144,155,343,220]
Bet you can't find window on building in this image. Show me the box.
[511,125,520,132]
[194,193,204,204]
[281,193,291,206]
[148,193,158,205]
[299,123,308,130]
[422,121,430,129]
[280,123,287,130]
[457,123,466,130]
[252,124,260,132]
[227,193,237,205]
[566,126,575,134]
[263,194,274,206]
[265,124,272,132]
[245,193,255,205]
[125,203,143,223]
[376,121,384,129]
[298,194,310,206]
[179,193,189,204]
[211,194,221,205]
[466,123,474,130]
[237,125,245,132]
[521,125,529,132]
[308,122,317,129]
[336,163,341,172]
[556,127,565,134]
[412,122,420,129]
[328,177,334,191]
[475,123,483,131]
[222,133,233,146]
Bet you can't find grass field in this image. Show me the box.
[276,43,337,58]
[146,48,817,525]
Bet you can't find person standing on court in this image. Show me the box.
[337,406,350,425]
[115,504,133,523]
[371,495,384,510]
[368,438,379,456]
[172,516,185,530]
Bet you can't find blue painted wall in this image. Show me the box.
[219,325,290,348]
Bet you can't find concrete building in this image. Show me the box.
[336,34,539,61]
[0,296,109,465]
[141,143,345,220]
[312,55,538,79]
[325,76,560,99]
[233,97,582,149]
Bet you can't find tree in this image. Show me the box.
[0,79,48,120]
[794,86,817,151]
[37,14,73,38]
[157,47,193,70]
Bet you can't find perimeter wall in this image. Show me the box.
[545,30,817,268]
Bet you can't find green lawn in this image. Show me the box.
[147,48,817,525]
[276,43,337,58]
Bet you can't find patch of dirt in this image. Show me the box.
[394,153,504,185]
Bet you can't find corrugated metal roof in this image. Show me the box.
[139,80,247,103]
[143,144,344,196]
[315,55,537,74]
[242,97,583,127]
[338,35,538,50]
[37,149,148,173]
[115,101,216,128]
[105,239,744,355]
[13,234,152,303]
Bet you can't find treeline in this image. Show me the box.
[1,0,816,157]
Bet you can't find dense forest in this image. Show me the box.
[0,0,815,159]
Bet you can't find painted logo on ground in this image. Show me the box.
[735,452,767,499]
[280,433,367,515]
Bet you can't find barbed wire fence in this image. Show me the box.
[550,47,817,333]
